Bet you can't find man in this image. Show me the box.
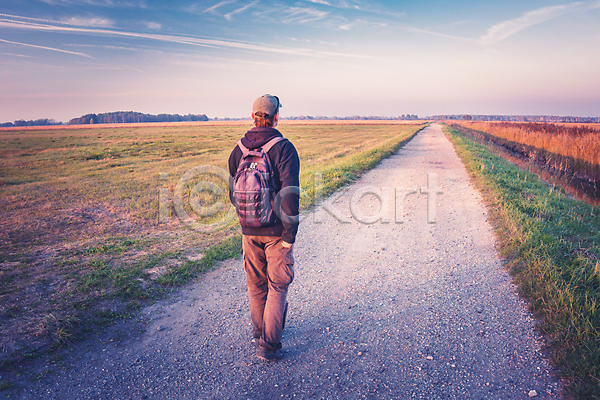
[228,94,300,361]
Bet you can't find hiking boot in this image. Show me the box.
[256,345,284,361]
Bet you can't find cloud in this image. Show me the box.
[281,7,329,24]
[199,1,401,31]
[0,52,34,58]
[39,0,146,7]
[0,38,92,58]
[480,2,587,44]
[60,17,115,27]
[338,20,360,30]
[0,13,366,59]
[396,25,476,43]
[314,0,405,18]
[224,2,258,20]
[278,1,404,29]
[204,1,236,13]
[78,62,145,73]
[145,21,162,30]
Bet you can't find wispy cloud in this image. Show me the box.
[480,2,593,44]
[316,0,405,19]
[203,1,236,13]
[60,16,115,27]
[39,0,145,7]
[281,1,404,29]
[0,38,92,58]
[224,2,258,20]
[0,13,366,59]
[193,1,403,31]
[338,20,361,31]
[281,7,329,24]
[78,62,145,73]
[69,43,146,51]
[0,52,34,58]
[144,21,161,30]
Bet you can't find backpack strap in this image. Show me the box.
[237,139,249,155]
[261,136,286,153]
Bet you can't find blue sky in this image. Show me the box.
[1,0,599,122]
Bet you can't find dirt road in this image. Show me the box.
[15,124,559,399]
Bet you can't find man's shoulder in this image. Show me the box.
[229,143,242,157]
[275,135,296,150]
[272,137,298,160]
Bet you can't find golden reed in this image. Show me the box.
[454,121,600,167]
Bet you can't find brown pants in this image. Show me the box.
[243,235,294,350]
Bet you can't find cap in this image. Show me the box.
[252,94,282,117]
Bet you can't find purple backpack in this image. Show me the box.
[233,137,285,228]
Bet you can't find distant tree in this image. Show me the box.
[4,118,61,127]
[68,111,208,125]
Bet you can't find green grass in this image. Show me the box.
[155,234,243,286]
[0,121,427,376]
[444,124,600,399]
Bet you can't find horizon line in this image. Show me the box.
[3,113,600,129]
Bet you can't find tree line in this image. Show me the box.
[69,111,209,125]
[0,118,60,128]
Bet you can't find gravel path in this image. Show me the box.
[14,124,559,399]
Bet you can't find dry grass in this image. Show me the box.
[455,121,600,167]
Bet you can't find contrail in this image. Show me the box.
[0,37,92,58]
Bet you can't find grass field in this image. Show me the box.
[0,121,427,371]
[444,124,600,399]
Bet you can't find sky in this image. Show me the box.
[1,0,599,122]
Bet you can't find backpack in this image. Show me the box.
[232,136,286,228]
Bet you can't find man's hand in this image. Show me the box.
[281,241,293,248]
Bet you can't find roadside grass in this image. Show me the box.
[444,124,600,399]
[0,121,426,379]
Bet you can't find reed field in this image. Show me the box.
[454,121,600,167]
[449,121,600,205]
[0,121,426,369]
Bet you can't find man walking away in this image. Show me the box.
[228,94,300,361]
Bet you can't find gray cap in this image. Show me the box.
[252,94,281,117]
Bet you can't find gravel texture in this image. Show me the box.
[11,124,560,399]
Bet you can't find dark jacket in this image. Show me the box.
[228,127,300,243]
